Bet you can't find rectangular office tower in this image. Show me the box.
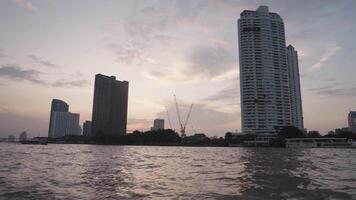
[91,74,129,136]
[287,45,304,129]
[238,6,292,134]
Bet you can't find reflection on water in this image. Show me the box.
[0,143,355,199]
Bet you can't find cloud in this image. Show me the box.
[108,41,151,65]
[0,65,45,85]
[28,55,60,68]
[51,79,90,88]
[123,18,163,39]
[143,69,192,83]
[143,44,237,83]
[202,85,239,103]
[322,77,336,82]
[308,82,343,92]
[13,0,36,11]
[311,87,356,97]
[184,45,236,79]
[199,81,240,113]
[0,50,7,58]
[106,1,237,73]
[0,65,89,88]
[308,83,356,97]
[311,45,340,70]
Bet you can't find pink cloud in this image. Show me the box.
[13,0,36,11]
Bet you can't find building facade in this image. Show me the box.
[83,120,92,137]
[348,111,356,133]
[48,99,69,138]
[91,74,129,136]
[49,111,80,138]
[286,45,304,130]
[152,119,164,131]
[238,6,292,134]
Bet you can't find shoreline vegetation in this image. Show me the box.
[45,126,356,148]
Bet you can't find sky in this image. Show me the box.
[0,0,356,138]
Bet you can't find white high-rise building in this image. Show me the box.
[49,111,81,137]
[287,45,304,129]
[238,6,292,134]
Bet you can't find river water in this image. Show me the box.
[0,143,355,199]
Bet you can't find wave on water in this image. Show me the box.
[0,143,355,199]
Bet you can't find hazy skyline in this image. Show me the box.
[1,0,356,137]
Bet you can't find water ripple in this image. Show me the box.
[0,143,355,199]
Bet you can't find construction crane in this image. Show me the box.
[165,106,174,130]
[174,95,193,137]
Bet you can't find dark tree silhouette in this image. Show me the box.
[278,126,305,138]
[271,126,304,147]
[307,131,321,138]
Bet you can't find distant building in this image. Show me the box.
[348,111,356,133]
[83,120,92,137]
[49,111,80,138]
[7,135,15,142]
[152,119,164,131]
[192,133,207,138]
[335,127,350,134]
[48,99,69,138]
[19,131,27,142]
[327,130,336,136]
[287,45,304,130]
[91,74,129,136]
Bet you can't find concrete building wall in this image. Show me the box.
[91,74,129,136]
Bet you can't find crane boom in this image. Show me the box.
[165,106,173,130]
[183,104,193,129]
[174,95,184,132]
[173,95,193,137]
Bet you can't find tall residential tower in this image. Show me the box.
[287,45,304,129]
[238,6,292,134]
[91,74,129,137]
